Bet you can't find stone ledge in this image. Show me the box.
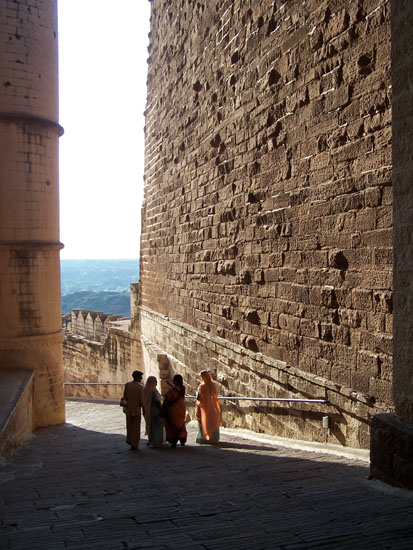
[0,367,34,461]
[140,306,392,411]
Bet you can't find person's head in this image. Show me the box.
[145,375,157,388]
[200,370,212,383]
[173,374,183,388]
[132,370,143,382]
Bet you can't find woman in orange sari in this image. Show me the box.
[161,374,187,448]
[196,370,221,444]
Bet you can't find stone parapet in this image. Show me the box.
[63,315,142,401]
[71,309,129,343]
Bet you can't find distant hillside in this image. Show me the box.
[62,290,130,317]
[61,259,139,296]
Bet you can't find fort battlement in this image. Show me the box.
[70,309,129,343]
[62,284,141,401]
[63,309,140,401]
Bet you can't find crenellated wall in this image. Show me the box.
[71,309,125,343]
[139,0,393,448]
[63,299,142,401]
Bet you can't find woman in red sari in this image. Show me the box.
[196,370,221,444]
[161,374,187,448]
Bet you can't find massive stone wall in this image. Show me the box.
[139,0,393,448]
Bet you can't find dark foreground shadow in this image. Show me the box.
[1,406,411,550]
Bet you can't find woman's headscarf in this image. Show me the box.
[173,373,184,389]
[143,376,157,435]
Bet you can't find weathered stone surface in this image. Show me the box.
[0,0,64,435]
[367,0,413,490]
[370,414,413,490]
[63,309,142,401]
[140,307,392,449]
[0,368,33,460]
[139,0,393,448]
[392,0,413,427]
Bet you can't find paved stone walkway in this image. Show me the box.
[1,400,412,549]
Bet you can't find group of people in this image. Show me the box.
[121,370,221,451]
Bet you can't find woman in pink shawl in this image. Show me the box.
[196,370,221,444]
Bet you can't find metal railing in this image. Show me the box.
[64,382,124,385]
[188,396,328,403]
[63,383,329,404]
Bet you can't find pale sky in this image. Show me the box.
[58,0,151,259]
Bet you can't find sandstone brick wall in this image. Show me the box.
[368,0,413,490]
[0,369,34,459]
[140,0,392,447]
[130,283,140,321]
[0,0,65,429]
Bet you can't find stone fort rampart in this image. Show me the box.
[70,309,127,343]
[138,0,393,448]
[63,284,142,401]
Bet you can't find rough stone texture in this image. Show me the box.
[141,306,391,449]
[391,0,413,426]
[370,414,413,490]
[368,1,413,490]
[0,0,65,431]
[141,335,177,397]
[139,0,392,447]
[130,282,140,321]
[63,314,142,401]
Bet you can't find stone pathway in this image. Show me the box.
[1,400,412,549]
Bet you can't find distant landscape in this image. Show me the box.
[61,259,139,317]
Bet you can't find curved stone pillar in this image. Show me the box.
[0,0,65,428]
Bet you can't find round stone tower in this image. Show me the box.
[0,0,65,427]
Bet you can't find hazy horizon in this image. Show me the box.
[61,258,139,297]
